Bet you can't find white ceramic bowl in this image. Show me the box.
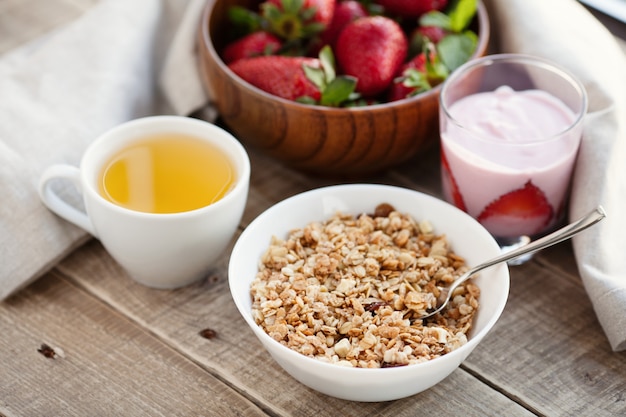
[228,184,509,402]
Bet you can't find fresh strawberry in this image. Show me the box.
[387,54,422,101]
[388,75,422,102]
[336,16,408,96]
[262,0,336,40]
[376,0,448,18]
[440,148,466,212]
[478,181,554,237]
[302,0,336,26]
[222,31,282,64]
[388,50,447,101]
[228,47,357,106]
[318,0,368,48]
[229,56,322,101]
[402,52,429,72]
[409,25,447,54]
[416,25,447,44]
[416,0,479,71]
[388,54,427,102]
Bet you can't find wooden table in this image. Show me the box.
[2,1,625,416]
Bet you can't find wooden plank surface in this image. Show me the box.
[0,272,266,417]
[466,258,626,416]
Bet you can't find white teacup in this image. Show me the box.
[39,116,250,289]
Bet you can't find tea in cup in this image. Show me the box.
[99,132,235,214]
[39,116,251,288]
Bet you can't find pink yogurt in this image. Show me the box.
[440,86,583,238]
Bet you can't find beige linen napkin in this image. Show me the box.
[0,0,195,300]
[484,0,626,351]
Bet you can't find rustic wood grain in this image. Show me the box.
[465,258,626,416]
[0,272,267,417]
[54,228,533,416]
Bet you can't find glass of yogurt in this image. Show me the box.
[439,54,587,258]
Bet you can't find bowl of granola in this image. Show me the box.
[228,184,509,401]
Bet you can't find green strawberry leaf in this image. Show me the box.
[303,46,335,92]
[318,45,336,82]
[262,3,283,21]
[419,12,451,30]
[400,70,431,93]
[437,31,477,71]
[320,76,358,107]
[448,0,477,32]
[296,96,318,104]
[300,6,317,21]
[281,0,305,14]
[303,46,358,107]
[419,0,477,32]
[228,6,265,34]
[356,0,384,16]
[303,65,327,90]
[261,0,325,40]
[424,50,449,83]
[398,51,448,97]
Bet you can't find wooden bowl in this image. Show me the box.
[197,0,490,175]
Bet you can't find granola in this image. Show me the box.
[250,203,480,368]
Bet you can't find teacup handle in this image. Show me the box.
[38,164,98,237]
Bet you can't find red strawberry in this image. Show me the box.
[388,54,428,101]
[336,16,408,96]
[478,181,554,237]
[416,25,447,44]
[222,32,282,64]
[319,0,368,48]
[263,0,336,40]
[303,0,336,26]
[376,0,448,18]
[440,148,467,212]
[388,50,448,101]
[402,52,429,73]
[229,56,322,101]
[408,25,447,58]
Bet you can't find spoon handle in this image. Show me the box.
[416,206,606,321]
[467,205,606,278]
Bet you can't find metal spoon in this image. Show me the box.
[416,205,607,321]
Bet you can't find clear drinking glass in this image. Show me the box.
[439,54,587,260]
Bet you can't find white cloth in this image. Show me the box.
[0,0,197,300]
[1,0,625,352]
[484,0,626,352]
[159,0,209,115]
